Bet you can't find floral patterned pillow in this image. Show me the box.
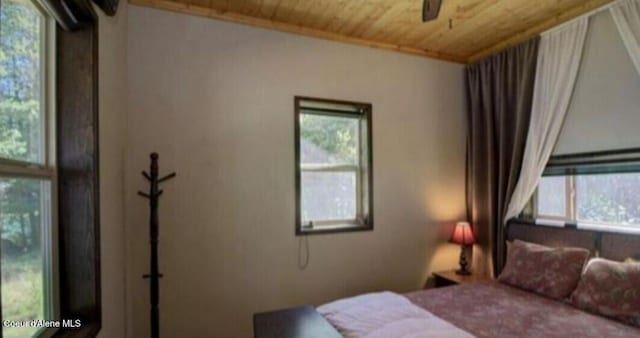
[498,240,590,300]
[570,258,640,327]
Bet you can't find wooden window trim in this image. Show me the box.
[53,21,101,338]
[294,96,374,236]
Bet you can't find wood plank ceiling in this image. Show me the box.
[129,0,613,63]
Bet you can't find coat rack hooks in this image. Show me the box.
[137,152,176,338]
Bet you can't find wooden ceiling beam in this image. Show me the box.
[467,0,614,63]
[129,0,468,63]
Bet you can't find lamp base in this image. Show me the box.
[455,269,471,275]
[457,244,471,276]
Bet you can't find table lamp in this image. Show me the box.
[451,221,475,275]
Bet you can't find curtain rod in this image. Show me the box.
[542,0,622,36]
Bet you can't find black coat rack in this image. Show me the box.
[138,153,176,338]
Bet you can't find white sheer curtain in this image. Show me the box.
[611,0,640,75]
[504,18,589,223]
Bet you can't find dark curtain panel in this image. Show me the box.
[465,37,540,277]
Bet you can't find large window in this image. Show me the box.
[295,97,373,235]
[536,174,640,231]
[0,0,57,337]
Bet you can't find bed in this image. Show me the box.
[253,220,640,337]
[407,281,639,337]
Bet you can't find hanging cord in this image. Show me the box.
[298,235,310,270]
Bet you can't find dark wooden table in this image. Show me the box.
[433,270,491,287]
[253,306,341,338]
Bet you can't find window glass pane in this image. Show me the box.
[576,173,640,227]
[537,176,566,217]
[0,0,45,164]
[301,172,356,222]
[299,114,359,165]
[1,177,50,338]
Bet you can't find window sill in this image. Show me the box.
[296,223,373,236]
[534,218,571,228]
[513,218,640,235]
[575,222,640,235]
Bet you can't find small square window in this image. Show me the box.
[537,176,568,219]
[575,174,640,227]
[295,97,373,235]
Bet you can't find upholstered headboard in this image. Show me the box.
[506,219,640,261]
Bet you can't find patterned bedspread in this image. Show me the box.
[405,281,640,338]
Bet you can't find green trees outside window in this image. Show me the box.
[1,0,54,337]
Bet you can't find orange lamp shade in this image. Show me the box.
[451,222,475,245]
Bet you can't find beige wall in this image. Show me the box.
[126,6,466,338]
[555,11,640,155]
[97,2,128,337]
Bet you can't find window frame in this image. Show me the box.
[55,17,102,337]
[536,174,640,232]
[536,175,575,222]
[0,0,60,336]
[294,96,373,235]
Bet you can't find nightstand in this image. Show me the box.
[432,270,490,288]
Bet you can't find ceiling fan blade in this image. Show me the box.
[422,0,442,22]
